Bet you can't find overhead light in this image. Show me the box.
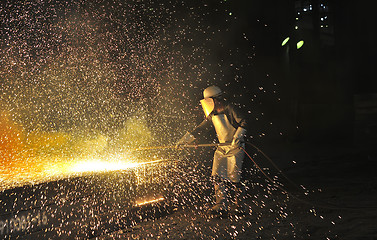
[281,37,290,46]
[296,40,304,49]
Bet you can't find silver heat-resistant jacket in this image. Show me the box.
[192,103,247,182]
[192,103,247,144]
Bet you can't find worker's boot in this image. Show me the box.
[210,182,228,215]
[234,183,247,215]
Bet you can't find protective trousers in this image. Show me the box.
[212,144,245,183]
[211,145,245,211]
[213,181,227,211]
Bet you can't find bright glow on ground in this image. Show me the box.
[0,152,171,191]
[42,153,138,176]
[69,159,139,173]
[0,153,148,190]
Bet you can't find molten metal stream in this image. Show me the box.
[0,154,170,191]
[0,143,227,191]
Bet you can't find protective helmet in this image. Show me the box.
[201,86,222,117]
[203,85,222,99]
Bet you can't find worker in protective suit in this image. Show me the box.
[176,86,248,215]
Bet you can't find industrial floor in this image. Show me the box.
[97,142,377,240]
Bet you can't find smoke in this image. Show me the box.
[0,0,263,188]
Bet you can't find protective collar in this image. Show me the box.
[200,98,214,117]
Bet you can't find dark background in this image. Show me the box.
[158,0,377,151]
[229,0,377,149]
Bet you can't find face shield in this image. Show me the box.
[200,98,214,117]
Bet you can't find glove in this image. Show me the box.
[231,127,247,149]
[175,131,196,149]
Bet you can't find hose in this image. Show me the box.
[245,142,303,191]
[240,143,377,210]
[131,142,377,210]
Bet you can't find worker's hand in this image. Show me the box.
[175,132,196,150]
[175,142,184,150]
[231,127,247,150]
[231,137,242,149]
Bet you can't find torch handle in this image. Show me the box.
[180,143,231,148]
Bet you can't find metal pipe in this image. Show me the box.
[180,143,231,148]
[131,143,231,152]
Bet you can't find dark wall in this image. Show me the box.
[333,1,377,147]
[236,1,377,145]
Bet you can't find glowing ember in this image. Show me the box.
[136,197,165,206]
